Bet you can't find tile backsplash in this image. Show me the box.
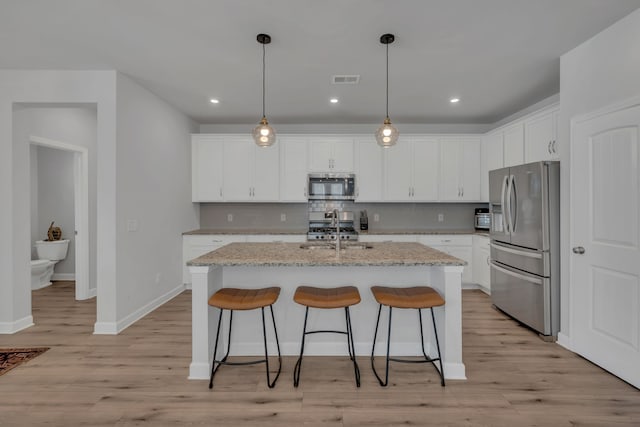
[198,202,487,231]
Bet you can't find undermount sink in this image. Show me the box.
[299,242,373,250]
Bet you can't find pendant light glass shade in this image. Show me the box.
[375,117,399,148]
[376,33,399,148]
[252,116,276,147]
[252,34,276,147]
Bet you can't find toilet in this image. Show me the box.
[31,239,70,290]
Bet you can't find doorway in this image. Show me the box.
[30,136,90,301]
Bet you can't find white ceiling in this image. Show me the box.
[2,0,640,125]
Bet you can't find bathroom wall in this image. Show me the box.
[33,146,75,277]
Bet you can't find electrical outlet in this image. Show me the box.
[373,213,380,222]
[438,213,444,222]
[280,213,286,222]
[227,213,233,222]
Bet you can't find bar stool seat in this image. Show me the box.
[209,287,281,311]
[207,287,282,389]
[293,285,361,387]
[370,285,446,387]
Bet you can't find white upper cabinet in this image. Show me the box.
[354,137,383,201]
[439,137,481,201]
[192,135,224,202]
[308,137,354,172]
[481,131,505,201]
[384,137,439,202]
[524,107,559,162]
[279,136,309,202]
[503,122,525,167]
[192,135,279,202]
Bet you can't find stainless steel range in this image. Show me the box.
[307,211,359,241]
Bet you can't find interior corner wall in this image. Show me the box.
[114,73,198,325]
[558,8,640,341]
[0,70,117,333]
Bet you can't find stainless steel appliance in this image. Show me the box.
[307,210,359,241]
[474,208,490,230]
[307,173,356,200]
[489,161,560,337]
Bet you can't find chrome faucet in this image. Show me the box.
[332,209,341,253]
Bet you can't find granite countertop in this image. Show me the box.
[183,228,486,236]
[183,229,308,235]
[187,242,467,267]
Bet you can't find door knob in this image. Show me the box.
[572,246,585,254]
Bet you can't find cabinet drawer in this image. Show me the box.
[359,234,417,243]
[245,234,306,243]
[417,235,472,247]
[184,235,245,246]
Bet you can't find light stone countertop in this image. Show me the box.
[187,242,466,267]
[183,228,484,236]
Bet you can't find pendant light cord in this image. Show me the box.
[385,42,389,118]
[262,42,266,118]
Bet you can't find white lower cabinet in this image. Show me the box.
[182,235,246,285]
[472,235,490,294]
[358,234,417,243]
[417,235,473,285]
[245,235,306,243]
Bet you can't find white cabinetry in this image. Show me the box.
[418,235,473,285]
[354,137,383,201]
[439,137,481,201]
[481,131,504,202]
[245,235,306,243]
[358,234,417,243]
[182,235,245,285]
[309,137,354,172]
[384,137,439,201]
[524,108,559,162]
[192,135,224,202]
[279,137,309,202]
[472,234,490,294]
[503,123,525,167]
[223,137,279,201]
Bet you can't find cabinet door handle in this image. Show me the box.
[219,188,222,197]
[486,256,490,266]
[461,186,464,197]
[548,140,552,154]
[552,140,557,154]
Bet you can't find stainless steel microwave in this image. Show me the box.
[307,173,356,200]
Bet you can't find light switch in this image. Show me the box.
[227,213,233,222]
[438,213,444,222]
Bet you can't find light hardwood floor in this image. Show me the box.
[0,282,638,426]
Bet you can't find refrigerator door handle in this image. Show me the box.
[490,242,543,259]
[505,175,513,233]
[510,174,517,232]
[501,175,509,232]
[490,261,543,285]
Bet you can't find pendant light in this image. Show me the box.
[375,33,399,148]
[252,33,276,147]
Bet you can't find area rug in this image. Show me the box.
[0,348,49,377]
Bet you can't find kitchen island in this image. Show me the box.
[187,242,466,381]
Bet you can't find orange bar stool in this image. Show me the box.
[293,285,361,387]
[207,287,282,389]
[370,286,446,387]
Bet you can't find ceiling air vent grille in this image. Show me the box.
[332,75,360,84]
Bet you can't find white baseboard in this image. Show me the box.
[93,284,185,335]
[557,332,571,350]
[0,315,34,334]
[52,273,75,281]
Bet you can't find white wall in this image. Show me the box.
[0,70,117,334]
[558,9,640,341]
[114,73,198,326]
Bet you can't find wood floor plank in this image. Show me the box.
[0,283,638,426]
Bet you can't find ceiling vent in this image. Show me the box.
[332,75,360,84]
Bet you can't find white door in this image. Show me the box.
[279,137,308,202]
[571,101,640,388]
[503,122,524,167]
[384,141,412,201]
[252,144,280,201]
[223,139,253,201]
[412,138,439,201]
[354,138,383,201]
[330,138,354,172]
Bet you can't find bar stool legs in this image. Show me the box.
[207,287,281,389]
[293,305,361,388]
[371,304,445,387]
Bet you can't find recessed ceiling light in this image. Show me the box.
[450,98,460,103]
[330,98,339,104]
[210,98,220,104]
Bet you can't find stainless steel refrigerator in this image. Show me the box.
[489,161,560,337]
